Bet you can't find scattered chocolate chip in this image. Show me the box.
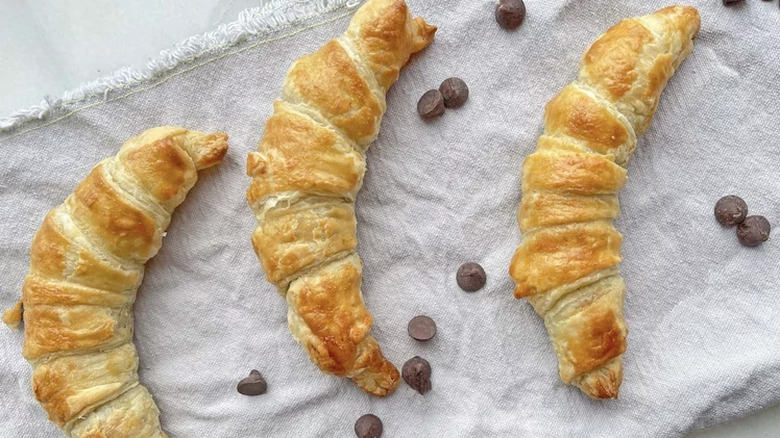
[457,262,486,292]
[439,77,469,109]
[495,0,526,29]
[714,195,748,227]
[417,90,445,118]
[237,370,267,396]
[354,414,383,438]
[402,356,432,395]
[737,215,771,247]
[722,0,742,4]
[408,315,437,342]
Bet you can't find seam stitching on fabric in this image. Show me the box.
[0,0,364,140]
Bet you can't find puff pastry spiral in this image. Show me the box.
[246,0,435,396]
[3,127,228,436]
[509,6,700,398]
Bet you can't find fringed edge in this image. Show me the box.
[0,0,363,132]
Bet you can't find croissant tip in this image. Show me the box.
[349,340,401,397]
[411,17,437,53]
[190,131,229,170]
[573,358,624,399]
[513,284,533,299]
[653,5,701,39]
[2,301,23,330]
[352,361,401,397]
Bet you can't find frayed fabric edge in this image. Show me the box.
[0,0,363,132]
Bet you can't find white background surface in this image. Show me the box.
[0,1,777,436]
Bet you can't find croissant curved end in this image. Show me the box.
[351,0,437,49]
[2,301,23,330]
[572,357,623,399]
[351,357,401,397]
[181,131,229,170]
[657,5,701,40]
[348,335,401,396]
[410,16,437,53]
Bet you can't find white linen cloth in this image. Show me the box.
[1,0,779,436]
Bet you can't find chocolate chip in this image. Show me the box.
[714,195,748,227]
[408,315,437,342]
[237,370,267,396]
[354,414,383,438]
[722,0,742,4]
[439,77,469,109]
[495,0,526,29]
[402,356,432,395]
[737,215,771,247]
[417,90,445,118]
[457,262,486,292]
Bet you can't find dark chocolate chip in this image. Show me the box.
[737,215,771,247]
[402,356,432,395]
[714,195,748,227]
[408,315,437,342]
[722,0,742,4]
[417,90,445,118]
[354,414,383,438]
[237,370,267,396]
[457,262,486,292]
[495,0,526,29]
[439,77,469,109]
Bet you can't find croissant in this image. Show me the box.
[509,6,700,398]
[246,0,435,396]
[3,127,228,436]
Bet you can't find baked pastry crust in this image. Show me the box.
[247,0,436,396]
[4,127,228,435]
[509,6,700,398]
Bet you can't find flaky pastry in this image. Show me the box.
[4,127,228,435]
[246,0,436,396]
[509,6,700,398]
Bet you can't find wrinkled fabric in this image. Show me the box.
[1,1,779,437]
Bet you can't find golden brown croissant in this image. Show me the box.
[509,6,700,399]
[3,127,228,436]
[246,0,435,396]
